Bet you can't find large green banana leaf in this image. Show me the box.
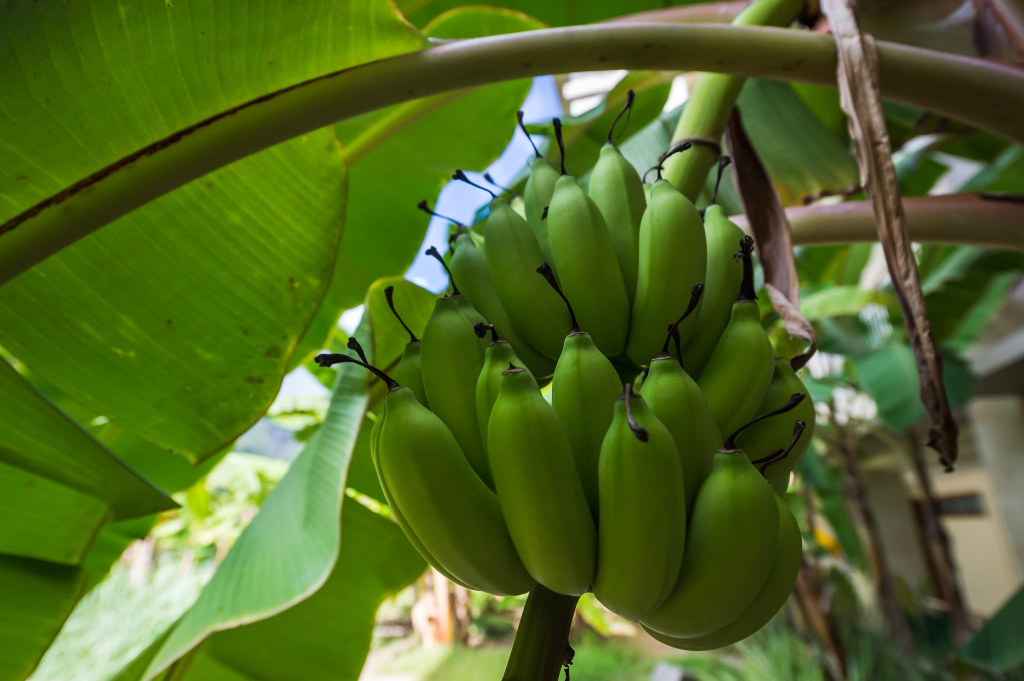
[0,0,428,463]
[139,359,368,677]
[108,499,424,681]
[0,358,174,680]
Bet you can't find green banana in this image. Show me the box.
[315,351,533,596]
[626,179,707,365]
[593,384,686,621]
[681,202,747,375]
[452,171,569,360]
[737,359,816,495]
[540,263,624,517]
[510,194,528,221]
[424,244,489,356]
[368,408,470,590]
[639,285,722,513]
[642,431,780,638]
[419,285,489,486]
[588,91,646,306]
[697,236,775,437]
[448,232,556,377]
[643,182,654,203]
[474,323,522,457]
[546,119,631,356]
[487,362,597,596]
[643,492,802,650]
[383,285,428,407]
[518,111,561,275]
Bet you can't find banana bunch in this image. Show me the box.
[315,95,818,650]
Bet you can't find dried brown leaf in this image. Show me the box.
[822,0,959,470]
[726,108,817,371]
[973,0,1024,62]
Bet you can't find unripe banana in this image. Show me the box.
[626,179,707,365]
[383,286,429,407]
[643,493,802,650]
[681,203,746,375]
[523,159,559,274]
[593,385,686,621]
[697,236,775,437]
[425,244,489,355]
[420,293,490,486]
[474,324,522,457]
[546,120,631,356]
[316,352,533,596]
[737,359,816,495]
[540,263,623,517]
[589,94,646,306]
[474,189,569,360]
[642,440,779,638]
[518,112,561,274]
[456,294,488,338]
[368,409,470,590]
[643,182,654,203]
[487,363,597,596]
[639,285,721,513]
[449,232,555,376]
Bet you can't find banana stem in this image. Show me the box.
[662,0,807,200]
[501,585,580,681]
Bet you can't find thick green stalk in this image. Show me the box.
[4,23,1024,285]
[662,0,806,199]
[745,194,1024,252]
[502,585,579,681]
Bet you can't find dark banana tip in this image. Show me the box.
[314,353,343,367]
[735,235,757,302]
[385,285,418,343]
[621,383,649,442]
[711,155,732,206]
[517,110,541,158]
[425,244,461,295]
[536,261,580,334]
[502,362,525,376]
[756,418,807,476]
[347,336,369,365]
[417,199,465,227]
[313,351,401,391]
[607,88,635,145]
[452,169,497,199]
[723,393,806,451]
[658,283,705,359]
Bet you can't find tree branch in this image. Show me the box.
[3,24,1024,285]
[729,194,1024,252]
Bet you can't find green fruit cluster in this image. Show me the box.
[316,105,816,651]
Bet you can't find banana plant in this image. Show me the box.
[3,1,1024,680]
